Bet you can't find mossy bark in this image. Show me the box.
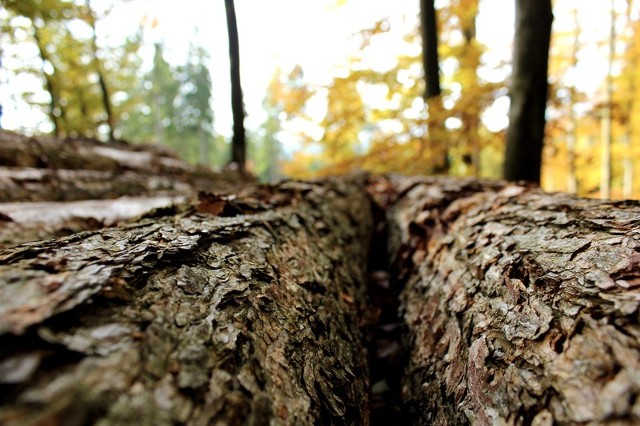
[0,179,373,425]
[382,176,640,425]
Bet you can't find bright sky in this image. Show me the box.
[0,0,507,136]
[125,0,422,137]
[1,0,633,139]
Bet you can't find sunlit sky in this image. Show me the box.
[106,0,514,137]
[0,0,634,139]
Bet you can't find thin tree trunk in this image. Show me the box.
[420,0,440,99]
[0,179,373,425]
[0,56,2,128]
[86,0,115,140]
[32,24,63,137]
[225,0,246,169]
[381,175,640,424]
[567,4,580,194]
[420,0,448,174]
[623,1,635,199]
[460,2,481,177]
[76,86,91,136]
[601,0,616,199]
[623,109,634,198]
[504,0,553,183]
[266,137,278,182]
[198,126,210,166]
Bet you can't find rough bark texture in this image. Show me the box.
[0,131,245,191]
[0,179,373,425]
[0,131,250,247]
[0,130,178,172]
[0,195,185,248]
[383,175,640,424]
[0,168,195,202]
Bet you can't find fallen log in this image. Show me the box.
[384,176,640,424]
[0,168,195,202]
[0,130,187,174]
[0,195,186,248]
[0,179,373,425]
[0,130,250,202]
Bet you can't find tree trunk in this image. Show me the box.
[566,5,580,194]
[419,0,448,174]
[225,0,247,169]
[0,179,373,425]
[420,0,441,99]
[86,0,115,140]
[198,126,211,166]
[601,0,616,199]
[504,0,553,183]
[32,23,63,137]
[383,175,640,424]
[623,2,635,199]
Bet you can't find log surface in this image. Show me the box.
[0,130,248,202]
[0,195,186,248]
[0,179,373,425]
[384,176,640,425]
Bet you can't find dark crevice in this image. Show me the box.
[366,193,409,426]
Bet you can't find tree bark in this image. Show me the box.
[0,195,185,248]
[504,0,553,183]
[225,0,247,169]
[0,179,373,425]
[383,175,640,424]
[0,131,250,206]
[0,130,246,185]
[420,0,441,99]
[0,168,195,202]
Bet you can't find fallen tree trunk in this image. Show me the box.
[383,176,640,424]
[0,130,188,174]
[0,130,250,202]
[0,179,373,425]
[0,168,195,202]
[0,195,186,248]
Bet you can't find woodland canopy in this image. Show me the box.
[1,0,638,198]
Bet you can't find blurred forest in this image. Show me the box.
[1,0,639,198]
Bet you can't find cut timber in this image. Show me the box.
[0,130,188,174]
[0,195,186,248]
[0,168,194,202]
[383,176,640,424]
[0,179,372,425]
[0,130,250,202]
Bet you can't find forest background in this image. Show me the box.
[1,0,638,199]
